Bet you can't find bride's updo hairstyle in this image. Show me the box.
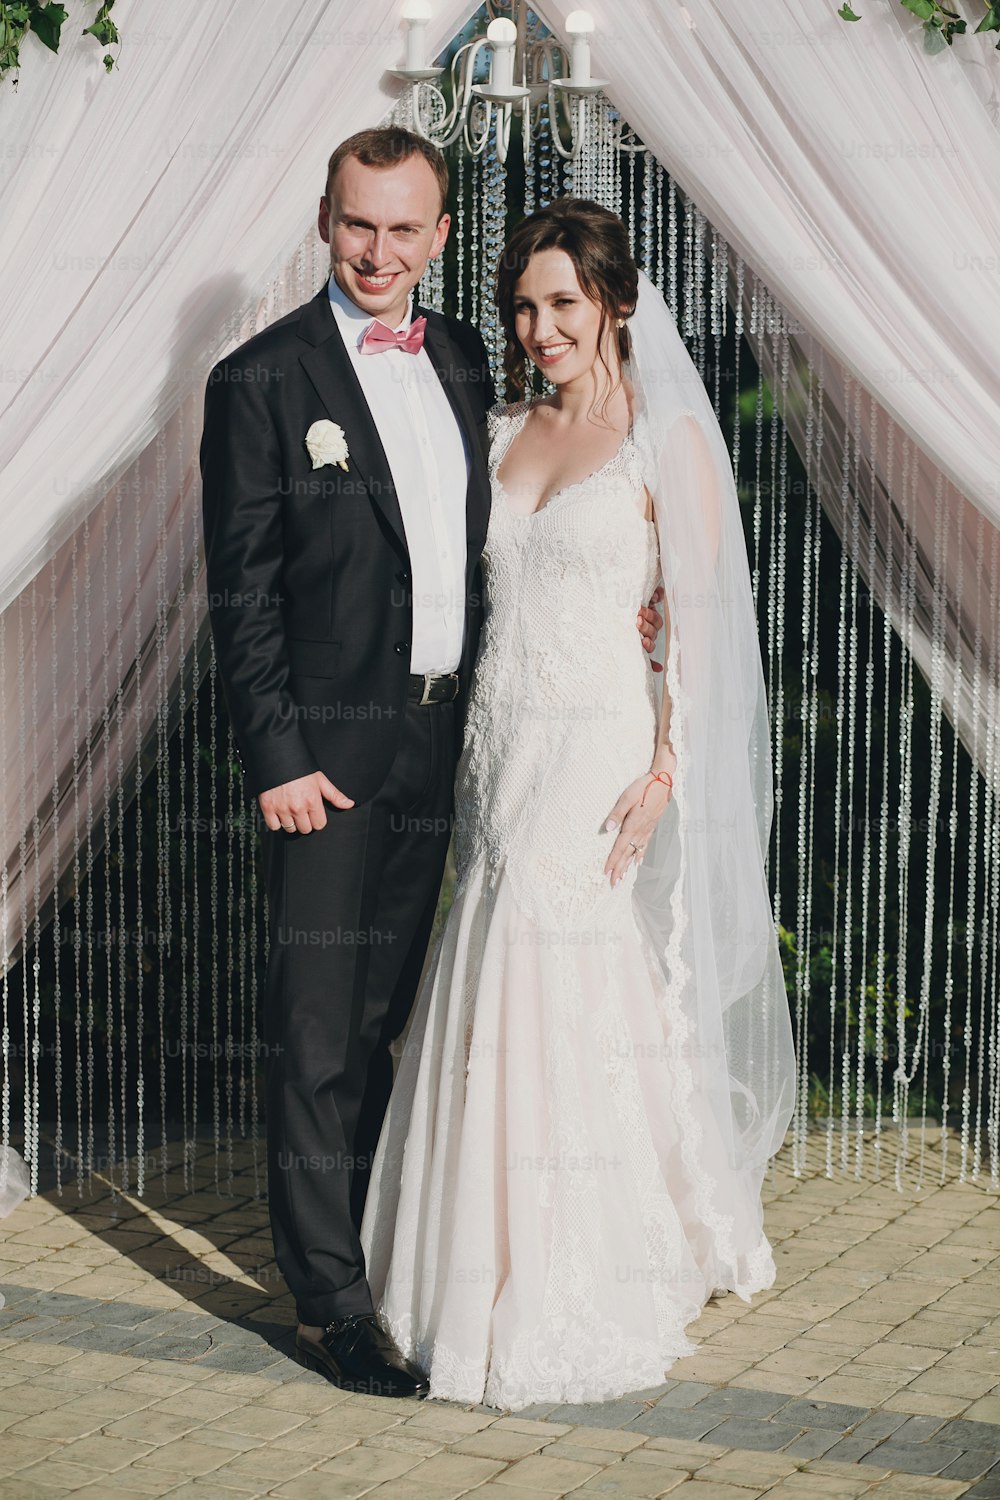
[495,197,639,405]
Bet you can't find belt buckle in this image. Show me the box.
[418,673,436,707]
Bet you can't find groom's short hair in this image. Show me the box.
[325,127,449,217]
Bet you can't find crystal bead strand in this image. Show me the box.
[153,425,171,1194]
[16,593,31,1186]
[912,472,949,1186]
[176,394,191,1191]
[569,95,585,198]
[538,100,553,209]
[481,118,508,390]
[807,388,825,1174]
[69,520,84,1196]
[626,135,636,246]
[456,149,466,320]
[128,469,143,1195]
[973,542,996,1179]
[961,509,984,1181]
[28,583,42,1191]
[641,150,654,279]
[750,282,764,617]
[873,421,895,1170]
[600,101,613,213]
[49,557,63,1192]
[471,146,480,326]
[827,375,852,1178]
[692,206,706,380]
[523,102,535,217]
[246,756,262,1201]
[593,98,606,205]
[607,101,620,214]
[731,256,743,484]
[667,176,678,317]
[894,436,917,1182]
[854,391,879,1178]
[765,309,781,883]
[225,718,237,1193]
[798,359,824,1174]
[940,493,965,1182]
[680,193,695,340]
[771,315,789,945]
[237,738,249,1157]
[82,509,96,1187]
[189,405,203,1191]
[982,529,1000,1182]
[709,229,723,415]
[103,485,119,1194]
[209,634,221,1193]
[989,551,1000,1187]
[840,381,861,1172]
[655,163,665,295]
[792,354,815,1176]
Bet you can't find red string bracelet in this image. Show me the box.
[640,770,673,807]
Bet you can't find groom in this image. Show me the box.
[201,126,661,1396]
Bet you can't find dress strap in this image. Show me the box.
[487,400,531,474]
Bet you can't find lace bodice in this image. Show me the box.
[453,400,662,927]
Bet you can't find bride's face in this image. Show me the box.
[512,248,613,388]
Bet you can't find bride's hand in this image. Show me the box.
[602,757,676,887]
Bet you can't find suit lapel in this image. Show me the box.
[297,289,408,561]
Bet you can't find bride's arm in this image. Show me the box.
[603,494,675,887]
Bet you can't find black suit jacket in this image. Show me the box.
[200,285,495,803]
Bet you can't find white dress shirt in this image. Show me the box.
[327,274,469,675]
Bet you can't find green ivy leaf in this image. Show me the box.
[900,0,937,18]
[975,5,1000,31]
[838,3,861,18]
[102,49,112,70]
[27,1,67,52]
[84,16,118,45]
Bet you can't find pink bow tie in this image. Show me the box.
[358,315,427,356]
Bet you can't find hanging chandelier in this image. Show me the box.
[392,1,642,165]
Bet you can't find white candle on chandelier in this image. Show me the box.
[401,0,432,71]
[486,16,518,96]
[565,10,595,87]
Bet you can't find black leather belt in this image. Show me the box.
[407,671,460,706]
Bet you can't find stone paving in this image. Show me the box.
[0,1129,998,1499]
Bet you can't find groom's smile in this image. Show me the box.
[318,153,451,330]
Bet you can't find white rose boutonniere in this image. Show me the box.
[305,419,350,471]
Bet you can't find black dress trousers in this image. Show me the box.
[260,696,457,1327]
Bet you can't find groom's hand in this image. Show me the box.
[259,772,354,835]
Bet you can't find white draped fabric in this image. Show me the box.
[0,0,473,963]
[1,0,998,1185]
[539,0,1000,773]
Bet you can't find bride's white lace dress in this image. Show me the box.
[360,400,777,1410]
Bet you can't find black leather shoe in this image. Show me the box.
[295,1313,429,1397]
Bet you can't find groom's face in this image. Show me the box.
[319,154,450,330]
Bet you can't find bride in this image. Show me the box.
[360,198,797,1410]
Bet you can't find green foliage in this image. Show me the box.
[839,0,999,49]
[1,0,116,84]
